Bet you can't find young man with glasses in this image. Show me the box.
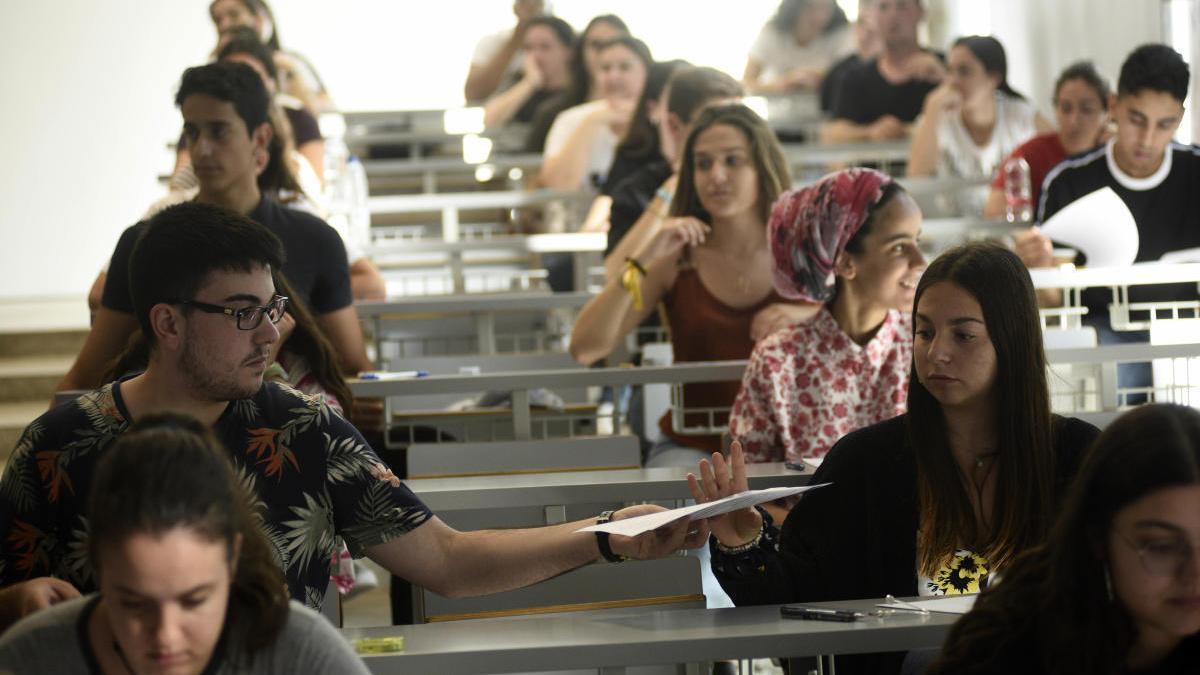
[0,202,702,629]
[57,61,372,396]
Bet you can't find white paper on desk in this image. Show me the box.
[877,595,978,615]
[1160,247,1200,263]
[1040,187,1138,267]
[577,484,830,537]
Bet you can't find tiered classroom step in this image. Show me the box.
[0,299,89,458]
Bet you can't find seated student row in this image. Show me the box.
[6,212,1192,674]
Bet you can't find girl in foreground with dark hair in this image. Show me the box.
[0,413,369,673]
[930,403,1200,675]
[689,241,1100,675]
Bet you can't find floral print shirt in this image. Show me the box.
[0,381,431,611]
[729,309,911,463]
[919,548,990,596]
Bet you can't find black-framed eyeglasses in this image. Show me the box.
[174,295,289,331]
[1117,530,1198,577]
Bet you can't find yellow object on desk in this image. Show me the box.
[354,636,406,654]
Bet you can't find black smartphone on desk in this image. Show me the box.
[784,461,806,471]
[780,605,860,622]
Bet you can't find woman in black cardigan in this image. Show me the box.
[688,241,1100,674]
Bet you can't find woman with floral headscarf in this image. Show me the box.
[729,168,925,465]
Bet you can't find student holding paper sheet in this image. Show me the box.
[688,242,1099,675]
[1026,45,1200,303]
[929,404,1200,675]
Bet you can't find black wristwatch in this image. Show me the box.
[595,510,628,563]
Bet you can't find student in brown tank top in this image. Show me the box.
[571,103,818,465]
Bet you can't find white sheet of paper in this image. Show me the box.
[577,484,831,537]
[1160,247,1200,263]
[876,595,978,615]
[1040,187,1139,267]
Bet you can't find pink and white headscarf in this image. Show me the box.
[768,168,894,303]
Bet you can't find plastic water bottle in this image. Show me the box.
[345,156,371,248]
[1003,156,1033,223]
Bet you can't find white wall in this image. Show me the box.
[0,0,1169,301]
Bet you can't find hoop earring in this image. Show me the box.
[1103,562,1114,602]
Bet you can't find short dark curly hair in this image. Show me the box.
[1117,43,1190,102]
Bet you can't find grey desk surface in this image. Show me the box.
[349,362,748,398]
[356,290,595,318]
[407,461,813,511]
[365,233,606,257]
[362,154,544,177]
[368,188,580,215]
[781,140,910,165]
[343,597,962,674]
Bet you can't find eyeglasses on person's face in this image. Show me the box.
[1117,529,1199,578]
[174,295,289,331]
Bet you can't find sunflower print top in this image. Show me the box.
[918,549,990,596]
[0,380,432,612]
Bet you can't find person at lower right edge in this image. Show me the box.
[929,403,1200,675]
[689,241,1100,675]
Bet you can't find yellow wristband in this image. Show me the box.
[621,258,646,311]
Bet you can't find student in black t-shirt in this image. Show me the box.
[1022,44,1200,369]
[482,15,575,130]
[820,0,944,144]
[57,62,372,395]
[1032,44,1200,267]
[818,0,881,114]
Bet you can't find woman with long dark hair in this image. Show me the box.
[907,35,1053,178]
[0,414,369,673]
[525,14,629,152]
[930,404,1200,675]
[572,104,811,462]
[536,35,653,193]
[689,241,1100,675]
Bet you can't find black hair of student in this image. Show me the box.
[671,104,791,227]
[88,413,290,656]
[524,15,575,49]
[129,202,285,349]
[930,404,1200,675]
[952,35,1024,101]
[769,0,849,35]
[1053,60,1111,109]
[176,61,271,138]
[217,25,279,83]
[666,66,744,124]
[1117,43,1190,102]
[614,57,684,162]
[525,14,629,152]
[906,241,1054,577]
